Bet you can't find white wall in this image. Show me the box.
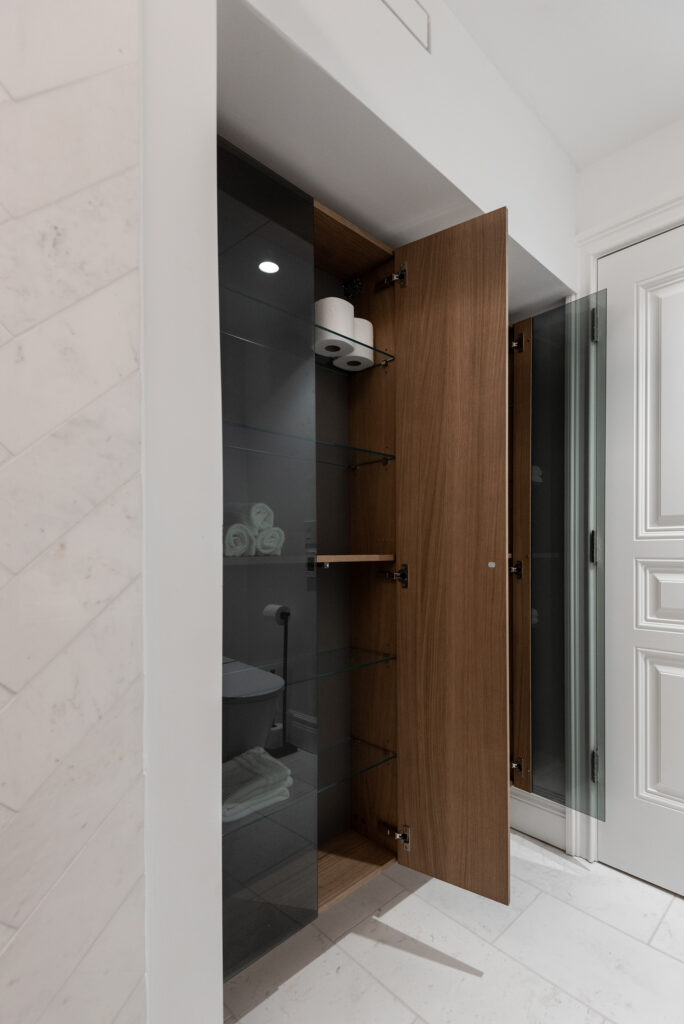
[142,0,224,1021]
[240,0,578,290]
[0,1,145,1021]
[577,115,684,243]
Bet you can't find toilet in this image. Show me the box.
[222,658,285,762]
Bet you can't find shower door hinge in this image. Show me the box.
[591,748,600,784]
[379,820,411,852]
[379,563,409,588]
[509,559,523,579]
[590,306,598,343]
[375,262,407,292]
[589,529,597,565]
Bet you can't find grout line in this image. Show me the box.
[0,267,138,350]
[646,894,675,946]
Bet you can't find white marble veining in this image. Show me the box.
[0,803,15,831]
[0,683,13,711]
[0,442,10,464]
[0,169,138,335]
[337,891,602,1024]
[0,375,140,572]
[0,67,138,217]
[496,892,684,1024]
[651,896,684,961]
[112,978,147,1024]
[0,776,143,1023]
[0,681,142,926]
[0,0,138,99]
[0,580,141,809]
[510,830,672,941]
[0,475,140,693]
[0,272,139,454]
[314,872,405,942]
[36,877,144,1024]
[224,923,415,1024]
[0,922,15,954]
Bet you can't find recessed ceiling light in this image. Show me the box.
[258,260,279,274]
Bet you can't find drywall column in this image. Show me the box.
[142,0,223,1021]
[0,2,145,1021]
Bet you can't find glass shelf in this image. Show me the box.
[222,738,396,837]
[222,421,395,468]
[287,646,396,686]
[314,323,395,368]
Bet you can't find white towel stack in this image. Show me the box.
[222,746,293,822]
[224,503,285,557]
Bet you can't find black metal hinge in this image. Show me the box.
[590,306,598,343]
[379,820,411,851]
[591,748,600,784]
[379,563,409,588]
[589,529,597,565]
[509,559,523,579]
[375,262,407,292]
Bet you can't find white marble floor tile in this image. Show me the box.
[510,831,672,941]
[337,891,601,1024]
[650,896,684,962]
[382,860,431,892]
[412,873,540,943]
[315,872,405,942]
[0,272,138,455]
[496,891,684,1024]
[0,169,138,335]
[0,0,138,99]
[0,66,137,217]
[224,922,415,1024]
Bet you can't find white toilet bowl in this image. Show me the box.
[222,658,285,762]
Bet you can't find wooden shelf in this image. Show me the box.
[318,830,396,913]
[314,201,394,280]
[317,554,394,564]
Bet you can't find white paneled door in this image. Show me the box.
[599,225,684,896]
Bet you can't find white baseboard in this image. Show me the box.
[510,786,566,850]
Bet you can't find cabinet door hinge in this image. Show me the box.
[591,748,600,784]
[375,262,407,292]
[509,559,523,579]
[510,332,524,352]
[379,563,409,588]
[379,820,411,851]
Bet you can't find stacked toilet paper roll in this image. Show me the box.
[314,297,355,357]
[333,317,375,372]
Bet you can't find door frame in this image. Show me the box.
[570,201,684,863]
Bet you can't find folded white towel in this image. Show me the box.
[224,522,255,557]
[225,502,274,532]
[255,526,285,556]
[222,746,293,821]
[222,782,293,822]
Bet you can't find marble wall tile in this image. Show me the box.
[0,804,15,831]
[0,684,14,711]
[0,475,140,693]
[0,680,142,925]
[0,564,12,589]
[0,375,140,572]
[113,978,147,1024]
[0,169,138,335]
[0,0,138,99]
[0,580,141,809]
[37,877,144,1024]
[0,443,11,465]
[0,66,138,218]
[0,206,10,229]
[0,922,15,955]
[0,776,143,1024]
[0,273,139,453]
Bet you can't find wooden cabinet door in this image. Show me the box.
[394,208,510,903]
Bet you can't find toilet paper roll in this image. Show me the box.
[263,603,291,624]
[332,316,375,372]
[314,297,355,357]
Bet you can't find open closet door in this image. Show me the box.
[394,208,510,903]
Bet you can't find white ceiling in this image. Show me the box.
[444,0,684,168]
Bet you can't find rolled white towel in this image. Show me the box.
[255,526,285,556]
[225,502,274,532]
[222,782,292,822]
[224,522,255,557]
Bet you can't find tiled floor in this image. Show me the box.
[223,831,684,1024]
